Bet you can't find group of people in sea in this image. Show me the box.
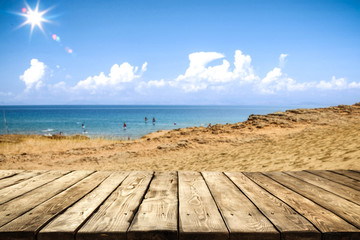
[81,122,87,134]
[61,117,212,136]
[123,117,156,130]
[57,118,212,137]
[144,116,156,124]
[79,117,160,133]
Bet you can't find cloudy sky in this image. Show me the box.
[0,0,359,105]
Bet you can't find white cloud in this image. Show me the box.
[176,52,225,81]
[258,67,312,94]
[315,76,360,90]
[146,79,166,87]
[173,50,360,94]
[349,81,360,88]
[73,62,147,92]
[233,50,258,82]
[279,53,288,68]
[19,59,46,91]
[16,52,359,102]
[141,62,148,72]
[174,50,258,92]
[317,76,347,90]
[256,53,360,94]
[135,79,167,94]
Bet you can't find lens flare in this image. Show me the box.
[18,1,51,36]
[16,2,75,55]
[52,34,61,42]
[65,47,73,54]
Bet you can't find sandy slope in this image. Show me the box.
[1,103,359,171]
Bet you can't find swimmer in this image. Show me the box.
[174,122,176,125]
[152,117,155,125]
[123,122,127,130]
[145,117,148,123]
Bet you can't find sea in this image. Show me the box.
[0,105,321,139]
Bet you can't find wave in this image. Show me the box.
[41,129,55,132]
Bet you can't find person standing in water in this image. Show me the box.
[123,122,127,130]
[145,117,148,123]
[152,117,155,125]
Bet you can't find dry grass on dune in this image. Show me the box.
[0,103,360,172]
[0,135,120,156]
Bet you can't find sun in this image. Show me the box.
[26,7,45,29]
[19,1,51,35]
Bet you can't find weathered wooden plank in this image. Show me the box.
[77,171,153,240]
[0,170,44,189]
[245,172,360,240]
[202,172,279,240]
[0,170,23,180]
[331,170,360,182]
[178,171,229,240]
[286,171,360,204]
[0,170,92,227]
[0,170,70,205]
[265,171,360,228]
[38,171,128,240]
[225,172,320,240]
[0,171,111,240]
[307,170,360,191]
[127,172,178,240]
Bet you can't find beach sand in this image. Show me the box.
[1,103,359,172]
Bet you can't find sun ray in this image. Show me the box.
[18,1,52,36]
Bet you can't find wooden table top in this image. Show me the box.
[0,169,359,240]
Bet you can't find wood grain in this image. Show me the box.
[127,172,178,240]
[245,172,360,240]
[265,171,360,228]
[225,172,320,240]
[0,170,358,240]
[0,171,110,240]
[307,170,360,191]
[0,170,43,190]
[178,171,228,240]
[331,170,360,181]
[0,170,92,227]
[286,171,360,204]
[0,170,23,180]
[202,172,278,240]
[38,171,128,240]
[77,171,153,240]
[0,170,69,205]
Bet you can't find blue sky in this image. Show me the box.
[0,0,359,105]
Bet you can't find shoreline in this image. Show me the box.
[0,105,319,139]
[1,103,360,171]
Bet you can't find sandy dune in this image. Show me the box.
[1,103,359,171]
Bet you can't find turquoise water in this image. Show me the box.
[0,105,315,139]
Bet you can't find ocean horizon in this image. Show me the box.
[1,104,324,139]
